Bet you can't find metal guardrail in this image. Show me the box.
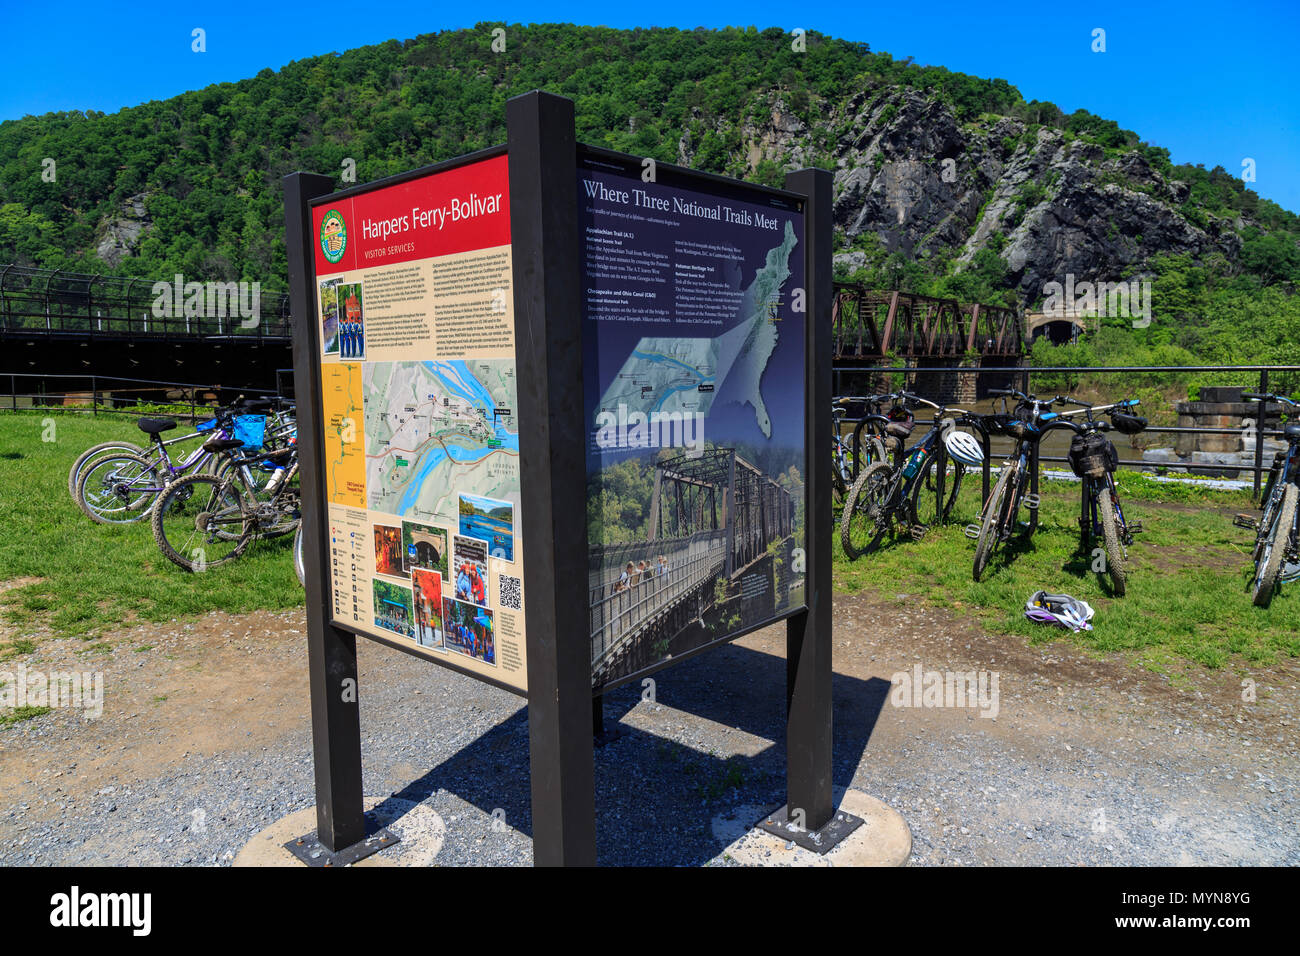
[0,263,292,341]
[589,531,726,674]
[0,371,285,421]
[833,364,1300,499]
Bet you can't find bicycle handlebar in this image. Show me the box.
[1243,392,1298,407]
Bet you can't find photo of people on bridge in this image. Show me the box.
[587,448,803,687]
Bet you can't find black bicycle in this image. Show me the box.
[1050,396,1147,596]
[841,392,985,558]
[968,388,1060,581]
[832,396,888,506]
[1234,392,1299,607]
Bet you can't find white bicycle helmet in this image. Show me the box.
[942,428,985,468]
[1024,591,1095,632]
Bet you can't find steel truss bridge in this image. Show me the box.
[831,283,1024,362]
[588,448,796,687]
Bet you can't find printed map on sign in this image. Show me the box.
[321,363,366,508]
[595,220,797,439]
[364,360,520,524]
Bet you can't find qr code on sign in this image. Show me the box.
[498,573,522,611]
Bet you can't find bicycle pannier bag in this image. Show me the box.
[232,414,267,451]
[1069,432,1116,479]
[886,406,915,440]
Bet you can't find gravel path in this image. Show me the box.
[1,592,1296,866]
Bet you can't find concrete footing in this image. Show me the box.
[712,787,912,867]
[233,796,446,867]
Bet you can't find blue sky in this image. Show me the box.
[6,0,1297,212]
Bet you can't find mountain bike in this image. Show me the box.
[1233,392,1299,606]
[75,401,294,524]
[66,396,293,506]
[968,388,1062,581]
[841,392,985,558]
[151,439,301,573]
[832,395,888,505]
[1050,396,1146,596]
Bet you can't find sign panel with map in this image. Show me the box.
[580,149,807,692]
[311,153,528,692]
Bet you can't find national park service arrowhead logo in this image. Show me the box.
[320,209,347,264]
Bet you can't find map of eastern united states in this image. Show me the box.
[363,360,520,524]
[595,220,798,439]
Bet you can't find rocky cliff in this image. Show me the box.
[739,89,1247,304]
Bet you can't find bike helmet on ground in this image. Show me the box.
[942,428,985,467]
[1024,591,1095,632]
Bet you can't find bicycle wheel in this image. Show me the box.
[1098,491,1127,596]
[293,525,306,587]
[832,447,851,505]
[911,452,965,529]
[973,464,1013,582]
[1252,483,1297,608]
[840,461,895,559]
[75,453,163,524]
[151,475,251,572]
[68,440,144,502]
[212,458,299,538]
[1254,461,1283,563]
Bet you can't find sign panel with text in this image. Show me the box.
[310,153,528,692]
[579,149,807,692]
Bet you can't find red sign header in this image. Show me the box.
[312,154,510,275]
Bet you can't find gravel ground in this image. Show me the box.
[1,592,1296,866]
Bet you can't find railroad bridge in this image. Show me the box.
[588,448,795,687]
[831,283,1026,401]
[0,264,291,389]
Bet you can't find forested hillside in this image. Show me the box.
[2,23,1297,366]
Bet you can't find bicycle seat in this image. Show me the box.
[203,438,246,452]
[1286,422,1300,441]
[137,417,177,435]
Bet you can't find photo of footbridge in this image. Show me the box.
[589,447,797,687]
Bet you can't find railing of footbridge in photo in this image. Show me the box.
[588,448,796,684]
[831,284,1024,361]
[0,264,292,341]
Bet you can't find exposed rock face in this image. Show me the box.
[95,193,152,266]
[741,89,1244,304]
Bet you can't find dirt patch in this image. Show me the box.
[1,589,1296,865]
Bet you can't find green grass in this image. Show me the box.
[0,705,51,727]
[833,468,1300,671]
[0,411,303,656]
